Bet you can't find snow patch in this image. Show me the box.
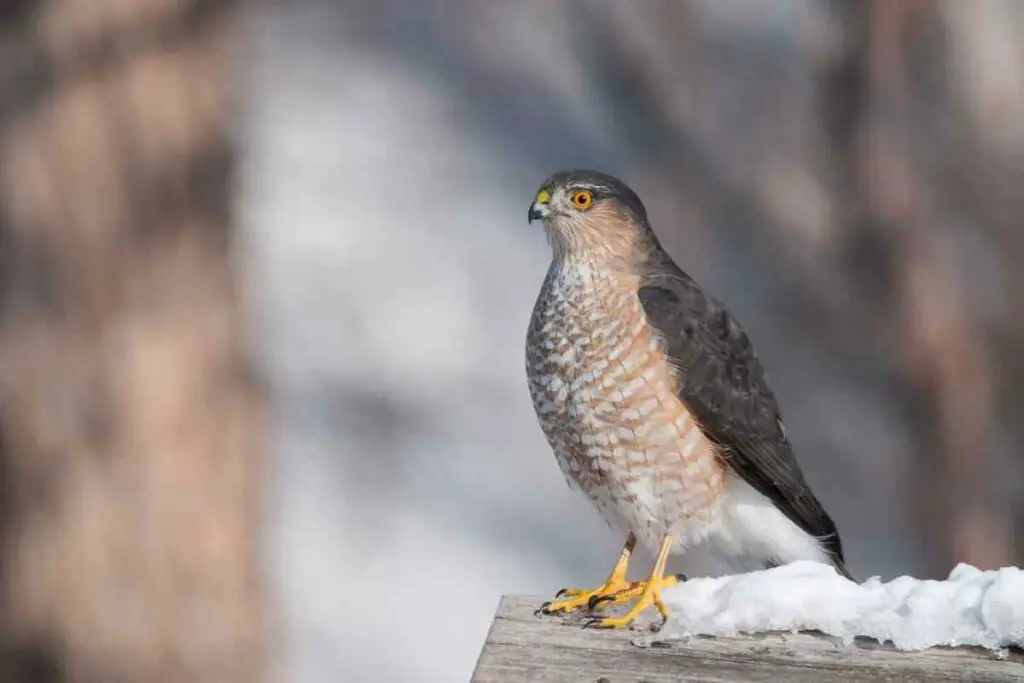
[657,561,1024,652]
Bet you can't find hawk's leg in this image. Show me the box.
[539,533,637,615]
[585,533,676,629]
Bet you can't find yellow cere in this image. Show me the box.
[536,189,551,204]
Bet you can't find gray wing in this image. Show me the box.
[638,265,850,578]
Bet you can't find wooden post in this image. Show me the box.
[472,596,1024,682]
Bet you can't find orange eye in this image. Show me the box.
[570,190,594,210]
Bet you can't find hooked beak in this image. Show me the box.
[528,201,549,223]
[528,190,551,223]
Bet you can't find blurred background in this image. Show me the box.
[1,1,1023,681]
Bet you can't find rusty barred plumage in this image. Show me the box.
[526,254,726,549]
[524,170,850,628]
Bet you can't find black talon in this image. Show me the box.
[584,616,617,630]
[674,573,688,582]
[538,601,553,615]
[555,587,570,598]
[588,594,614,611]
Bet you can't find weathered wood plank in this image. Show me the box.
[471,596,1024,683]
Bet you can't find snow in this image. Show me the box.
[657,561,1024,653]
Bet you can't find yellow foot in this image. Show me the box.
[588,573,686,612]
[583,573,683,629]
[538,578,636,615]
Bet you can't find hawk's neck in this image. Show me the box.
[529,255,643,346]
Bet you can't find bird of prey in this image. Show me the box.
[525,170,851,629]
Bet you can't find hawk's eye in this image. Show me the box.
[570,190,594,210]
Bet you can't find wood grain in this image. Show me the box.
[472,596,1024,683]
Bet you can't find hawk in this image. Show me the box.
[525,170,851,629]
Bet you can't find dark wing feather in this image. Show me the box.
[639,265,851,579]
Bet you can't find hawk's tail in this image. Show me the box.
[831,555,855,582]
[819,530,855,582]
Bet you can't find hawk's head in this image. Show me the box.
[528,169,655,262]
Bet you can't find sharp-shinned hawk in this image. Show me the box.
[525,170,851,629]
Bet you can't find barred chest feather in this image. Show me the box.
[525,258,726,551]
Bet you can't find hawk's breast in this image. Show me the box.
[526,259,726,548]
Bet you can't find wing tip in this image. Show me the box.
[816,527,855,581]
